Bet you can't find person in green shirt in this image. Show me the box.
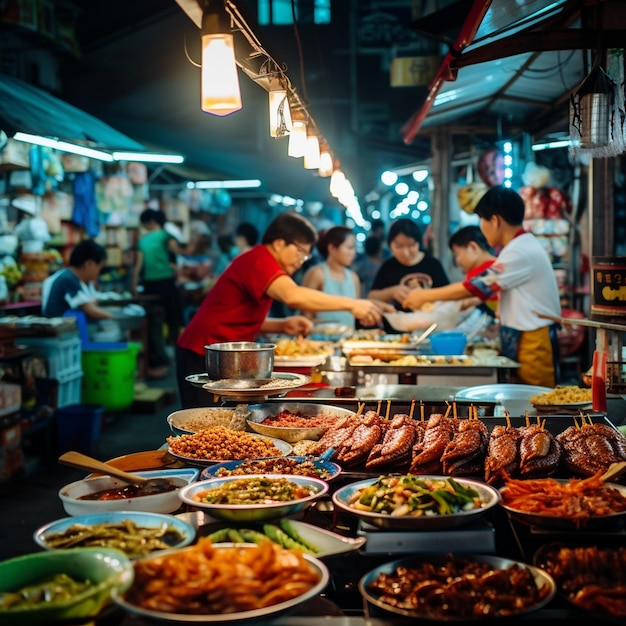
[133,208,189,377]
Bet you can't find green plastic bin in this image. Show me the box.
[81,342,140,412]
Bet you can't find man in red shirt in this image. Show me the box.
[176,212,386,408]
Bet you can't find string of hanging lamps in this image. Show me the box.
[178,0,363,223]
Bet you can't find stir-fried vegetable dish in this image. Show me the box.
[42,520,186,557]
[348,475,482,516]
[194,477,318,505]
[0,573,92,609]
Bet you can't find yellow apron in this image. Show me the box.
[514,326,556,388]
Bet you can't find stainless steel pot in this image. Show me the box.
[205,341,276,380]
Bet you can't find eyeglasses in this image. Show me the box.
[290,241,311,262]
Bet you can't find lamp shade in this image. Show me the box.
[318,149,333,177]
[288,120,307,157]
[201,32,242,116]
[303,134,320,169]
[330,169,346,198]
[268,88,292,137]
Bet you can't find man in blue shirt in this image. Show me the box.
[41,240,113,320]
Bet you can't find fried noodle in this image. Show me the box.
[125,539,321,615]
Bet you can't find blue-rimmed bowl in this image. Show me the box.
[201,455,342,481]
[34,511,196,559]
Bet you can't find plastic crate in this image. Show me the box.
[19,333,83,379]
[57,370,83,409]
[56,404,105,455]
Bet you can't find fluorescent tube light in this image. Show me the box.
[532,140,571,151]
[188,179,262,189]
[13,132,114,161]
[112,151,185,164]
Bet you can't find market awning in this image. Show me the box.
[0,72,145,151]
[400,0,625,144]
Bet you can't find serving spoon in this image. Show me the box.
[58,451,175,494]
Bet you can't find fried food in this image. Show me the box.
[530,386,592,405]
[125,539,321,615]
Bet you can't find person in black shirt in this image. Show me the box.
[368,218,449,331]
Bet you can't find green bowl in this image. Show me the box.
[0,547,133,626]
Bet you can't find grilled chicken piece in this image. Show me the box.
[409,414,458,474]
[311,415,357,457]
[557,424,623,476]
[441,418,489,476]
[516,423,562,477]
[365,414,417,471]
[336,411,383,466]
[484,424,523,484]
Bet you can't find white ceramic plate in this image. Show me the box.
[113,543,329,623]
[274,354,330,367]
[167,434,293,466]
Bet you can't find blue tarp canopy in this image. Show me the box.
[0,73,145,151]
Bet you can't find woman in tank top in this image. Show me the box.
[302,226,359,328]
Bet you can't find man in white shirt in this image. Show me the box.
[403,186,561,387]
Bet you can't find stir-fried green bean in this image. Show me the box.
[0,574,92,609]
[194,477,316,504]
[350,475,481,517]
[42,520,185,557]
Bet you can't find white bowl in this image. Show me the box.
[167,407,246,436]
[58,469,198,517]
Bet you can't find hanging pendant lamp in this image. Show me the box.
[201,1,242,116]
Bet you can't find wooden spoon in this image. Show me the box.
[59,451,174,492]
[600,461,626,483]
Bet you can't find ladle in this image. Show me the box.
[413,322,438,346]
[58,451,174,490]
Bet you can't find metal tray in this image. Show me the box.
[359,553,556,620]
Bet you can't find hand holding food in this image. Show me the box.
[402,288,432,311]
[351,299,383,325]
[282,315,313,337]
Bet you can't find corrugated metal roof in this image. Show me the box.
[403,0,604,142]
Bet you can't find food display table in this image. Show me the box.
[106,477,625,626]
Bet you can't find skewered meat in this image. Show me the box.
[440,418,489,476]
[409,414,458,474]
[310,415,357,456]
[557,423,625,477]
[336,411,383,466]
[484,424,523,484]
[518,423,561,477]
[365,414,416,470]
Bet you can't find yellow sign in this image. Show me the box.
[390,56,441,87]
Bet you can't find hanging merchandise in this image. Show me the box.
[456,159,487,214]
[569,53,626,158]
[72,171,100,237]
[477,148,505,187]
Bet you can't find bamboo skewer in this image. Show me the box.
[444,402,452,419]
[409,399,416,420]
[420,400,424,421]
[385,400,391,420]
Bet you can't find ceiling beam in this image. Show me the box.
[452,29,626,69]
